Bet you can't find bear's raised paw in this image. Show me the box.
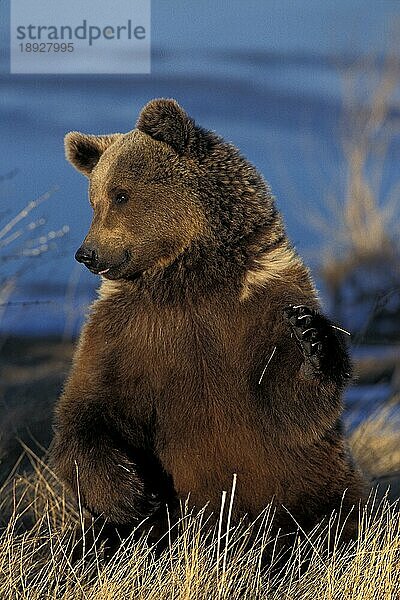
[283,305,326,377]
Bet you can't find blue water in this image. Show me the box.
[1,0,399,335]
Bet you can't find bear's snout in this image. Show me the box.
[75,243,130,278]
[75,245,99,269]
[75,244,111,275]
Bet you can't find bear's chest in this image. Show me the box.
[120,308,241,388]
[101,299,252,420]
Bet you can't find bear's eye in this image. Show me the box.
[114,192,129,205]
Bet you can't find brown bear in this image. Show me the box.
[51,98,365,545]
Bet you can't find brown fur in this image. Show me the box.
[51,99,365,543]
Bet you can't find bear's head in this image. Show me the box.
[65,99,282,290]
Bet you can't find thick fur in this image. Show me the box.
[51,99,365,543]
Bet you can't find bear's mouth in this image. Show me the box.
[90,251,130,279]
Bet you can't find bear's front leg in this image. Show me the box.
[256,303,353,445]
[51,399,160,526]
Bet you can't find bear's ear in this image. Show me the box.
[136,98,195,155]
[64,132,122,176]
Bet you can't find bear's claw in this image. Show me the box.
[283,305,326,375]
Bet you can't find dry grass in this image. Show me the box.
[0,411,399,600]
[350,399,400,482]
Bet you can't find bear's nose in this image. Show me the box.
[75,246,98,267]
